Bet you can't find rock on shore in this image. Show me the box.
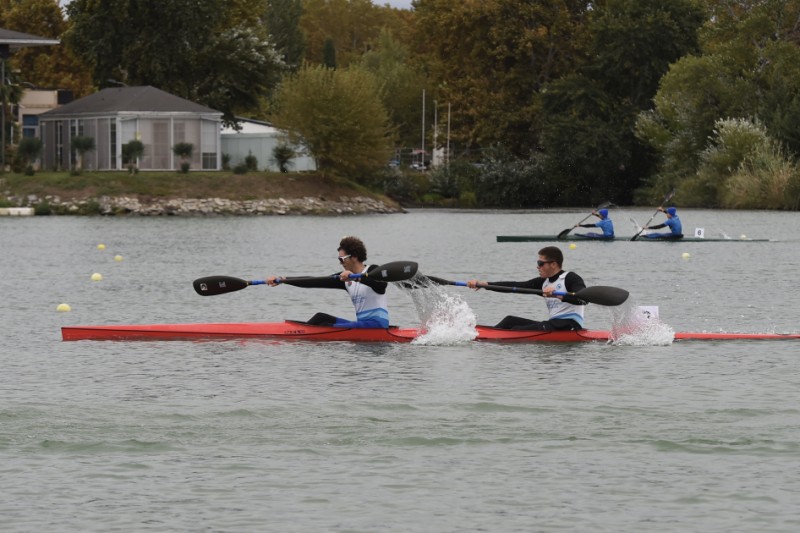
[23,195,405,216]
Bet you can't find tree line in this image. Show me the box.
[1,0,799,208]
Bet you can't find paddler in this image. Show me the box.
[574,208,614,239]
[466,246,588,331]
[266,236,390,328]
[643,206,683,239]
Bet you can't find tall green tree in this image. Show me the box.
[360,29,426,149]
[412,0,592,157]
[65,0,284,124]
[265,0,306,71]
[271,64,393,179]
[635,0,800,203]
[537,0,705,204]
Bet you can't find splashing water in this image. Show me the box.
[609,302,675,346]
[398,276,477,345]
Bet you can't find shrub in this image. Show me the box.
[244,151,258,171]
[233,163,248,174]
[17,138,43,174]
[272,143,295,173]
[71,136,96,173]
[172,142,194,172]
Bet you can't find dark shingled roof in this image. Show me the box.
[0,28,60,53]
[39,86,221,118]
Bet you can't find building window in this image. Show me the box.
[202,152,216,169]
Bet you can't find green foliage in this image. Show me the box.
[272,143,295,173]
[245,151,259,171]
[17,138,43,174]
[65,0,285,124]
[684,118,769,206]
[272,64,393,180]
[71,136,96,173]
[172,142,194,172]
[172,143,194,159]
[266,0,306,71]
[360,29,427,149]
[233,163,249,174]
[322,38,337,69]
[722,143,800,210]
[34,201,52,216]
[122,140,144,174]
[470,149,554,208]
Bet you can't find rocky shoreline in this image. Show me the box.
[8,194,405,216]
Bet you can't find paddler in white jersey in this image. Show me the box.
[466,245,588,331]
[266,236,390,328]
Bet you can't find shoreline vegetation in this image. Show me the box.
[0,171,404,216]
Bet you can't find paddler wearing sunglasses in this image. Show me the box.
[467,246,588,331]
[266,236,390,328]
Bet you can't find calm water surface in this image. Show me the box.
[2,209,800,532]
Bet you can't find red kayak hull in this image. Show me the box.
[60,321,800,343]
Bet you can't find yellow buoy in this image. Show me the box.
[56,303,72,312]
[91,272,103,281]
[114,254,123,262]
[97,243,106,250]
[681,252,690,260]
[569,243,577,250]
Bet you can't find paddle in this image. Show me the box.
[419,275,629,306]
[557,201,613,240]
[630,189,675,241]
[194,261,419,296]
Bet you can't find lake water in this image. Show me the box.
[2,209,800,532]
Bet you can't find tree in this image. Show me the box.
[17,137,43,175]
[536,0,705,204]
[71,136,96,173]
[360,29,427,150]
[265,0,306,71]
[300,0,405,68]
[271,64,393,180]
[272,143,295,173]
[172,142,194,173]
[322,38,337,69]
[65,0,285,124]
[122,140,144,174]
[634,0,800,203]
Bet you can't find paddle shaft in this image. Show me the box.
[631,189,675,241]
[420,276,629,306]
[194,261,418,296]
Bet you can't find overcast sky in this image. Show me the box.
[378,0,414,9]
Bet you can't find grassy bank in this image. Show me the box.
[0,171,397,206]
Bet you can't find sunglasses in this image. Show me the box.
[537,260,555,267]
[338,254,351,264]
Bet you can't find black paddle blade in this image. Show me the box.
[365,261,418,282]
[576,286,629,306]
[193,275,249,296]
[556,228,572,240]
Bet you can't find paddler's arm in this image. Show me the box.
[559,272,588,305]
[266,275,344,289]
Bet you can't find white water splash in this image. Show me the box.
[608,303,675,346]
[399,276,477,345]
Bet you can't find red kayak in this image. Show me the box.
[61,321,800,343]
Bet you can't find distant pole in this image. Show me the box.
[446,103,451,168]
[421,89,425,168]
[433,100,438,168]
